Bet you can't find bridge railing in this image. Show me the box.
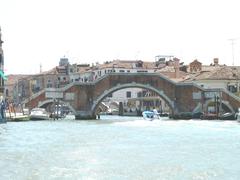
[203,88,240,101]
[44,72,179,91]
[22,89,45,106]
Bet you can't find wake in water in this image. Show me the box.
[112,115,167,127]
[0,125,7,134]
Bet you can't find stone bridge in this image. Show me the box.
[24,73,240,119]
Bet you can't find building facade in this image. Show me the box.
[185,59,240,96]
[0,27,4,95]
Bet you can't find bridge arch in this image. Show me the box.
[193,99,235,114]
[38,99,76,114]
[91,82,175,115]
[204,98,235,113]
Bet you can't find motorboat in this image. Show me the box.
[220,112,236,120]
[50,110,66,119]
[142,109,160,120]
[29,108,49,120]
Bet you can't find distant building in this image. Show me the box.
[189,59,202,73]
[59,57,69,66]
[5,74,29,102]
[185,59,240,96]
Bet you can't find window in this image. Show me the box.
[108,93,112,97]
[119,70,125,73]
[228,85,237,93]
[47,84,52,88]
[137,70,148,73]
[137,92,142,97]
[126,91,131,98]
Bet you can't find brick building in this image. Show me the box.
[189,59,202,73]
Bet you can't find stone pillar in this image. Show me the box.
[119,102,123,116]
[75,111,96,120]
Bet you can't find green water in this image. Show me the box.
[1,116,240,180]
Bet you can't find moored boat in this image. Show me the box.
[50,110,66,119]
[30,108,49,120]
[220,112,236,120]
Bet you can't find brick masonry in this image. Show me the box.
[25,73,240,119]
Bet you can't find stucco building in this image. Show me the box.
[185,59,240,96]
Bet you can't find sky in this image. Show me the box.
[1,0,240,74]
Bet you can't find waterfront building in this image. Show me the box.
[68,63,92,83]
[0,27,4,96]
[5,74,28,102]
[0,27,5,122]
[185,58,240,96]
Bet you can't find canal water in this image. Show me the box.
[1,116,240,180]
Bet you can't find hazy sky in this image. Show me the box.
[1,0,240,74]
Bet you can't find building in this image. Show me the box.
[5,74,29,102]
[185,59,240,96]
[189,59,202,73]
[0,27,4,95]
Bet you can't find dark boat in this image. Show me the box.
[200,113,218,120]
[219,112,236,120]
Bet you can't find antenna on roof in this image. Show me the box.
[228,37,240,66]
[40,63,42,73]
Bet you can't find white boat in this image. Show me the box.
[50,110,66,119]
[142,109,160,120]
[30,108,49,120]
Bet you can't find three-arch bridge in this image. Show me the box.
[24,73,240,119]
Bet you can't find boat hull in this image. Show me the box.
[142,111,160,120]
[29,115,49,121]
[29,108,49,121]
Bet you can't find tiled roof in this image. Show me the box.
[96,60,156,69]
[190,59,202,65]
[156,66,175,73]
[184,66,240,81]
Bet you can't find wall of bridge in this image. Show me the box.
[24,73,240,119]
[92,73,176,106]
[221,90,240,112]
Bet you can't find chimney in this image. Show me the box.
[174,57,180,78]
[213,58,219,66]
